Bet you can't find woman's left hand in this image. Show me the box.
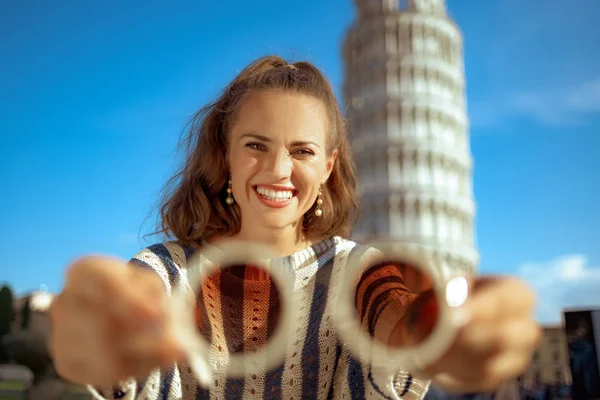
[425,276,541,393]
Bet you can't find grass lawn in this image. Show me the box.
[0,381,92,399]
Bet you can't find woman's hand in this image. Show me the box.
[48,256,184,387]
[426,276,541,393]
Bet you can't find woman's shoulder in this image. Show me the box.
[129,241,199,271]
[127,241,204,291]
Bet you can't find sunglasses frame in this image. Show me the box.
[332,239,471,376]
[171,241,296,386]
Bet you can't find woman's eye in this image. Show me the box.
[294,149,315,156]
[246,142,266,151]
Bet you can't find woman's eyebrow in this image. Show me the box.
[240,133,320,148]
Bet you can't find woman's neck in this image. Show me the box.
[223,225,314,257]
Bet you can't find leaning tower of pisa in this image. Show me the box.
[343,0,479,276]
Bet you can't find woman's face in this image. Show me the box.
[227,90,337,236]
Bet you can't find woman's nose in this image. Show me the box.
[264,149,292,179]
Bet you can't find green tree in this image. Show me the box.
[0,284,14,336]
[0,284,14,363]
[20,295,31,330]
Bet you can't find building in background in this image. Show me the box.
[11,291,53,336]
[342,0,478,277]
[519,315,600,399]
[564,309,600,399]
[521,325,571,389]
[1,291,91,399]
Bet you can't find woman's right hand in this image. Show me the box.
[48,256,184,387]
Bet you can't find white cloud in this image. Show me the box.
[470,78,600,129]
[517,254,600,325]
[564,79,600,113]
[511,91,586,127]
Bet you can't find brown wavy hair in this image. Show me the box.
[154,55,358,247]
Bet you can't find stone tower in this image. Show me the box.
[343,0,479,276]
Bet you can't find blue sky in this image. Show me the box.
[1,0,598,324]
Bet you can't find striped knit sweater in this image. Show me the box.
[89,236,430,400]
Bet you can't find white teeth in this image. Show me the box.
[255,187,294,201]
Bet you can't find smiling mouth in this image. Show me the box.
[253,185,297,202]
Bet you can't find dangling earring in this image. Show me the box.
[314,185,323,217]
[225,178,234,205]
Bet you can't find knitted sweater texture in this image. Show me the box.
[89,236,430,400]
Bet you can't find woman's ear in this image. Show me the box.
[323,148,338,183]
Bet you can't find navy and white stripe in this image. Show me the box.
[87,237,429,400]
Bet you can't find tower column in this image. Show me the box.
[344,0,479,276]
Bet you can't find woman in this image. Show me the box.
[48,56,540,399]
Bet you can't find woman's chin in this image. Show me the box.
[256,212,301,231]
[260,219,296,231]
[241,202,306,232]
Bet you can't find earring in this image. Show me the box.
[225,178,234,205]
[314,186,323,217]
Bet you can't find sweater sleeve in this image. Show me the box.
[86,242,188,400]
[333,346,430,399]
[87,381,138,400]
